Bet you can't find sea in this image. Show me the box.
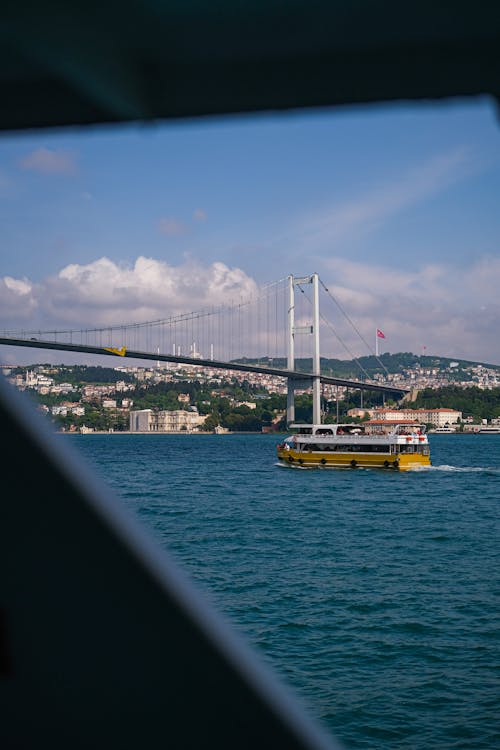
[67,432,499,750]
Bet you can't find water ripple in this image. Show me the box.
[69,433,500,750]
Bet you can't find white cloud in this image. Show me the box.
[319,255,500,363]
[4,276,32,296]
[0,276,37,322]
[1,254,500,364]
[0,257,258,329]
[19,148,78,176]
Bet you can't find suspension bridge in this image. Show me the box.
[0,273,408,424]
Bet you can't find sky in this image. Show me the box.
[1,95,500,365]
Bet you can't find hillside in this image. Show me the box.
[235,352,500,379]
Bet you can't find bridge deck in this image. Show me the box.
[0,337,408,395]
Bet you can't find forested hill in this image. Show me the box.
[412,386,500,421]
[235,352,500,379]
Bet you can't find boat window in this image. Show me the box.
[299,443,394,454]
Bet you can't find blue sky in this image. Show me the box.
[1,96,500,364]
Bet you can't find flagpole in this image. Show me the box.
[375,328,378,358]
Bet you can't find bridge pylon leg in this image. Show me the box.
[286,380,295,426]
[312,376,321,426]
[312,273,321,426]
[286,274,296,428]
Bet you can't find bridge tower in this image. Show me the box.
[286,273,321,426]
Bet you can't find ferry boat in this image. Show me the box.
[277,422,431,470]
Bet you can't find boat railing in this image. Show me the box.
[294,433,379,441]
[291,431,427,442]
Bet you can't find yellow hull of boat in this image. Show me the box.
[277,449,431,471]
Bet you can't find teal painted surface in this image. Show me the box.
[68,433,500,749]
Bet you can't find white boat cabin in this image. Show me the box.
[289,422,427,437]
[283,422,429,457]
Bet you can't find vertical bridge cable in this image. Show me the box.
[297,283,373,383]
[318,277,390,377]
[2,276,290,371]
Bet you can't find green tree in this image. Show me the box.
[203,414,219,431]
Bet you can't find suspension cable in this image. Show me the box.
[318,277,390,376]
[296,283,373,382]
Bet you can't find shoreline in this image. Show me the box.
[58,429,498,436]
[59,430,283,436]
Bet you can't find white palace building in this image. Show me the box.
[130,408,206,433]
[347,407,462,427]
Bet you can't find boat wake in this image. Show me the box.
[425,464,500,474]
[276,462,500,474]
[274,461,314,470]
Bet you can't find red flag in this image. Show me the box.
[376,328,386,339]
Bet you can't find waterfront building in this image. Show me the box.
[347,407,462,426]
[372,407,462,426]
[417,408,462,427]
[129,408,205,432]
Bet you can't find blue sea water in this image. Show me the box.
[67,433,500,749]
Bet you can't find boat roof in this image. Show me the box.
[290,423,358,429]
[365,419,422,426]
